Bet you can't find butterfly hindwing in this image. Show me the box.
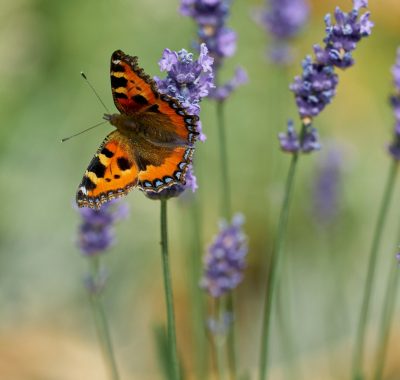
[76,131,139,209]
[138,146,194,193]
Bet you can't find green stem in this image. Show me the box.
[216,100,236,379]
[352,160,398,380]
[259,150,301,380]
[160,199,180,380]
[189,197,208,379]
[216,100,232,220]
[373,253,400,380]
[89,258,120,380]
[215,298,228,380]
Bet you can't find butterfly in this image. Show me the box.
[76,50,199,209]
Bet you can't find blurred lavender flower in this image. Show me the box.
[257,0,309,64]
[200,214,248,298]
[211,67,248,101]
[388,48,400,160]
[396,252,400,263]
[180,0,247,100]
[207,312,234,337]
[77,199,128,256]
[149,44,214,200]
[279,120,320,153]
[312,146,343,224]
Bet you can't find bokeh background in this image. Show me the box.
[1,0,400,379]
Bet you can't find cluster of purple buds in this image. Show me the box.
[150,44,214,199]
[200,214,248,298]
[77,200,128,294]
[77,199,128,256]
[388,48,400,160]
[258,0,309,65]
[291,0,373,120]
[279,120,321,153]
[180,0,247,101]
[281,0,373,154]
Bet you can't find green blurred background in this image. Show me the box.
[1,0,400,379]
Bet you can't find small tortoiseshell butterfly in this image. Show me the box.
[76,50,199,209]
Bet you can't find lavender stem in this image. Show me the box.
[160,199,180,380]
[88,258,120,380]
[352,160,398,380]
[373,258,399,380]
[259,124,304,380]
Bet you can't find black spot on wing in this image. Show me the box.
[89,156,106,178]
[117,157,132,171]
[146,104,160,113]
[111,75,128,88]
[81,176,96,190]
[132,94,149,105]
[101,147,114,158]
[111,64,125,73]
[114,92,128,99]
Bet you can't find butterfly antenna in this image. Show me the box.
[61,121,107,142]
[80,72,110,113]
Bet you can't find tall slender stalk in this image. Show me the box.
[352,160,398,380]
[160,199,180,380]
[373,252,400,380]
[259,149,301,380]
[89,258,120,380]
[189,196,208,379]
[216,100,232,220]
[216,100,236,379]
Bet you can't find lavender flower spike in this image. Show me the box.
[146,44,214,200]
[200,214,248,298]
[77,199,128,256]
[388,47,400,160]
[291,0,372,120]
[258,0,309,64]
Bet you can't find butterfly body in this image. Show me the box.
[76,50,198,209]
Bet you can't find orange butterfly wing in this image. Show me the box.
[110,50,199,144]
[76,131,139,208]
[76,51,199,208]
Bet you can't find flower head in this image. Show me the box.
[279,120,321,154]
[255,0,309,64]
[76,199,128,256]
[200,214,248,298]
[210,67,248,101]
[148,45,213,200]
[290,1,372,121]
[180,0,246,100]
[155,43,214,117]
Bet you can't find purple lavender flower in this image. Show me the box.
[211,67,248,101]
[279,120,300,153]
[180,0,246,100]
[322,1,374,69]
[396,252,400,263]
[77,199,128,256]
[145,45,214,200]
[257,0,309,64]
[290,55,339,119]
[291,0,372,121]
[312,145,343,224]
[388,48,400,160]
[200,214,248,298]
[279,120,320,153]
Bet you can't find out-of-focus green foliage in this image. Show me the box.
[1,0,400,378]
